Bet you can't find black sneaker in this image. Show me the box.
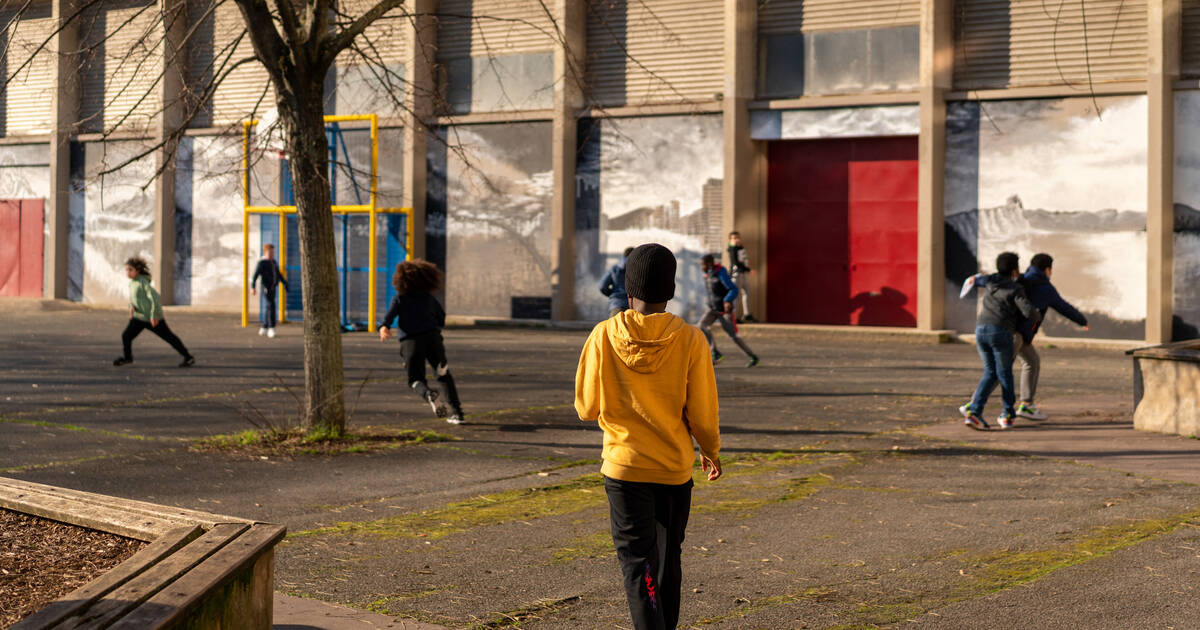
[712,352,724,364]
[747,355,759,367]
[113,357,131,366]
[742,314,757,323]
[179,356,195,367]
[425,390,448,418]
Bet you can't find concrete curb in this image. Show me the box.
[955,333,1144,351]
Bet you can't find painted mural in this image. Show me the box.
[574,114,724,322]
[174,135,247,308]
[427,122,553,318]
[944,96,1147,340]
[1172,92,1200,340]
[72,141,158,306]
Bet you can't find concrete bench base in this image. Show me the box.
[1130,341,1200,437]
[0,477,284,630]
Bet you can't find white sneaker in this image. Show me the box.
[258,327,267,336]
[267,328,276,338]
[996,413,1015,430]
[1016,402,1046,420]
[447,413,463,425]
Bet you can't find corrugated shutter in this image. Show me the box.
[1183,0,1200,78]
[186,0,271,128]
[2,2,55,136]
[437,0,555,61]
[335,0,407,71]
[79,0,163,133]
[954,0,1148,90]
[587,0,724,107]
[757,0,920,35]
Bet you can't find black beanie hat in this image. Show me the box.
[624,244,676,303]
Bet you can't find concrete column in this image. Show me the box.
[549,0,586,321]
[1147,0,1181,344]
[402,0,437,261]
[46,0,79,299]
[722,0,760,318]
[917,0,953,330]
[154,0,186,304]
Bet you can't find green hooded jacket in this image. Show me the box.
[129,274,163,322]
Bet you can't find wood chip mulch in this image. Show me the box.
[0,509,145,628]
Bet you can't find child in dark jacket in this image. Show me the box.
[964,253,1088,420]
[378,260,464,424]
[250,243,288,338]
[959,252,1040,430]
[113,257,194,367]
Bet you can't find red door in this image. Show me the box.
[0,200,45,297]
[767,138,918,326]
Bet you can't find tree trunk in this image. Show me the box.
[282,90,345,436]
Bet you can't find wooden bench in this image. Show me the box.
[1,477,285,630]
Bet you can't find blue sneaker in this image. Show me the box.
[964,414,989,431]
[997,413,1015,430]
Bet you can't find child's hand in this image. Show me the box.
[379,327,391,342]
[151,318,158,327]
[251,287,256,295]
[700,454,722,481]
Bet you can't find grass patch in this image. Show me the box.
[0,415,161,442]
[289,474,607,541]
[192,426,456,457]
[964,511,1200,592]
[550,532,612,564]
[469,596,581,629]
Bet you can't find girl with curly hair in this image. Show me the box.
[378,259,464,423]
[113,257,195,367]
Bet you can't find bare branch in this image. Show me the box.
[324,0,405,61]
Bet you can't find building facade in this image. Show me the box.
[0,0,1195,342]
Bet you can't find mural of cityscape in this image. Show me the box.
[574,114,725,322]
[944,95,1148,340]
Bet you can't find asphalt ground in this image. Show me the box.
[3,298,1199,629]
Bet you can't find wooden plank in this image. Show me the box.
[55,523,249,630]
[0,486,179,540]
[0,477,248,538]
[108,524,287,630]
[10,526,202,630]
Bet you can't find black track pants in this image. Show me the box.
[605,476,693,630]
[399,331,462,414]
[121,318,190,361]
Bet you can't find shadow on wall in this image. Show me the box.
[585,0,627,106]
[850,286,916,327]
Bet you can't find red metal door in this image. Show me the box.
[767,137,917,326]
[847,161,918,327]
[0,200,45,297]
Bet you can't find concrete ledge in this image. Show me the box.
[1,477,284,630]
[745,323,957,344]
[956,333,1144,351]
[444,315,595,331]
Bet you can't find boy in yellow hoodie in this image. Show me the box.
[575,243,722,630]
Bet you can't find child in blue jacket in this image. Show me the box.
[962,253,1087,421]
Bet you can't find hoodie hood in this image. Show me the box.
[605,310,686,373]
[1024,265,1049,285]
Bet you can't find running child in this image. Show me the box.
[698,254,759,367]
[378,260,464,424]
[250,243,289,338]
[576,243,722,630]
[113,257,194,367]
[599,247,635,317]
[726,231,755,322]
[959,252,1040,430]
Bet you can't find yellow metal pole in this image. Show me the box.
[241,122,252,328]
[367,115,379,332]
[278,207,287,323]
[405,208,413,261]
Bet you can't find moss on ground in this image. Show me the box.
[193,427,455,457]
[550,532,613,564]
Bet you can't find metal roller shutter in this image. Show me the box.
[2,2,55,136]
[758,0,920,35]
[186,0,271,128]
[79,0,164,133]
[587,0,724,107]
[954,0,1148,91]
[437,0,555,60]
[1183,0,1200,78]
[335,0,408,77]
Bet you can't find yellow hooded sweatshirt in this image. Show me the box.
[575,310,720,485]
